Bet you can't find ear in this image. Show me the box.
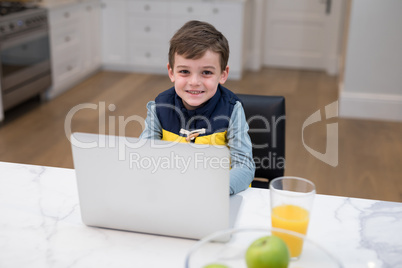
[167,63,175,83]
[219,66,229,85]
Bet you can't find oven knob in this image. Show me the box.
[9,23,15,30]
[0,26,5,33]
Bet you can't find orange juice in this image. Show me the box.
[271,204,309,258]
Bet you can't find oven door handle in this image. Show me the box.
[0,27,49,51]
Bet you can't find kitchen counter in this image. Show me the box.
[1,161,401,267]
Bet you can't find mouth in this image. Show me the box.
[186,90,204,95]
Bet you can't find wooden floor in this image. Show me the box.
[1,68,402,202]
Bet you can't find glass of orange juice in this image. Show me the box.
[269,176,316,260]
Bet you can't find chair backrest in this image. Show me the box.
[237,94,286,188]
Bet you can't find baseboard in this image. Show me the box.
[339,90,402,122]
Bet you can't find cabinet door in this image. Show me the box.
[49,4,82,27]
[50,21,81,52]
[127,0,169,71]
[82,0,102,72]
[48,5,83,89]
[53,46,82,85]
[101,0,127,65]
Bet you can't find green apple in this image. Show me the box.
[203,264,229,268]
[245,235,290,268]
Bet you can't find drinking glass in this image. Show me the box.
[270,176,316,259]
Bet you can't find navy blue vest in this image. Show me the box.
[155,84,240,144]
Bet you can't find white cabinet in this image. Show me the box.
[48,3,83,99]
[82,1,102,74]
[127,0,169,72]
[47,0,102,99]
[101,0,128,68]
[101,0,251,79]
[44,0,252,99]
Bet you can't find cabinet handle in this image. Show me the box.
[320,0,332,14]
[86,6,92,12]
[187,6,193,13]
[144,4,150,11]
[145,52,151,58]
[213,8,219,14]
[144,26,151,32]
[67,65,73,71]
[65,36,71,43]
[64,12,70,19]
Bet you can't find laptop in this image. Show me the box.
[71,132,243,240]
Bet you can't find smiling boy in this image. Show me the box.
[140,20,255,195]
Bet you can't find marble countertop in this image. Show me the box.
[1,161,401,267]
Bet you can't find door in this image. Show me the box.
[263,0,344,74]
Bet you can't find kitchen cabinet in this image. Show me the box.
[82,1,102,74]
[127,0,169,72]
[40,0,254,101]
[46,0,102,99]
[101,0,252,79]
[101,0,128,69]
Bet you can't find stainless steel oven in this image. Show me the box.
[0,6,51,111]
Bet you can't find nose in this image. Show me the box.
[189,74,201,87]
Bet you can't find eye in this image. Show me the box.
[202,70,213,75]
[178,70,190,74]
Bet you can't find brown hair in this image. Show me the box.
[168,20,230,72]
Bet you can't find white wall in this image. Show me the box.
[339,0,402,121]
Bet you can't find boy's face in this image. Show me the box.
[167,50,229,110]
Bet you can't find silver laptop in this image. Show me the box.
[71,132,242,240]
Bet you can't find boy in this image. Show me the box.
[140,20,255,195]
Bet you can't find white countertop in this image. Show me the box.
[1,161,401,267]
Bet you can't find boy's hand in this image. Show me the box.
[186,133,199,142]
[180,128,205,142]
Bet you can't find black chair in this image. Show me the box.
[237,94,286,188]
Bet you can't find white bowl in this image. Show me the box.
[185,227,343,268]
